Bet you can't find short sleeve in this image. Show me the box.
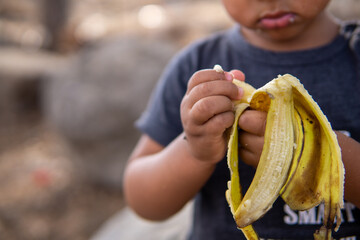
[340,20,360,70]
[135,47,196,146]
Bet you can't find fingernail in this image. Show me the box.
[225,72,233,81]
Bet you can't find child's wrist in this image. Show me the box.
[179,132,220,170]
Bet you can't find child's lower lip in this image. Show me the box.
[260,13,295,29]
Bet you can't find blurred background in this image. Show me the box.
[0,0,359,239]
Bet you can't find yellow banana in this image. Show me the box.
[214,65,344,240]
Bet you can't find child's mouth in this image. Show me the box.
[260,13,295,29]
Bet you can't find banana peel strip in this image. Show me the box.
[226,102,259,239]
[219,67,344,240]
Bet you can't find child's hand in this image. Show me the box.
[180,69,244,164]
[238,110,266,168]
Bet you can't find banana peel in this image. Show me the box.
[214,66,344,240]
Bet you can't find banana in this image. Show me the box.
[214,65,344,240]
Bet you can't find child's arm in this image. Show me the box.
[123,133,216,220]
[123,69,244,220]
[238,112,360,209]
[336,132,360,208]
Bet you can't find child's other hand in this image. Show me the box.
[180,69,244,164]
[238,110,266,168]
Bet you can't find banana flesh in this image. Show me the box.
[214,66,344,240]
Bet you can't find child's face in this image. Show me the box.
[222,0,330,43]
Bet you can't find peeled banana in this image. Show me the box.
[214,65,344,240]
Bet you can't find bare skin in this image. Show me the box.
[124,70,244,220]
[123,0,360,221]
[221,0,339,51]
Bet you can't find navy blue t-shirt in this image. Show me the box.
[136,22,360,240]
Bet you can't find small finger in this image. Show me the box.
[187,69,233,93]
[238,110,267,136]
[239,148,259,168]
[186,80,242,108]
[238,131,264,154]
[203,111,235,136]
[190,95,234,125]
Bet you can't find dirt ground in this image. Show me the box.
[0,113,125,240]
[0,1,211,238]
